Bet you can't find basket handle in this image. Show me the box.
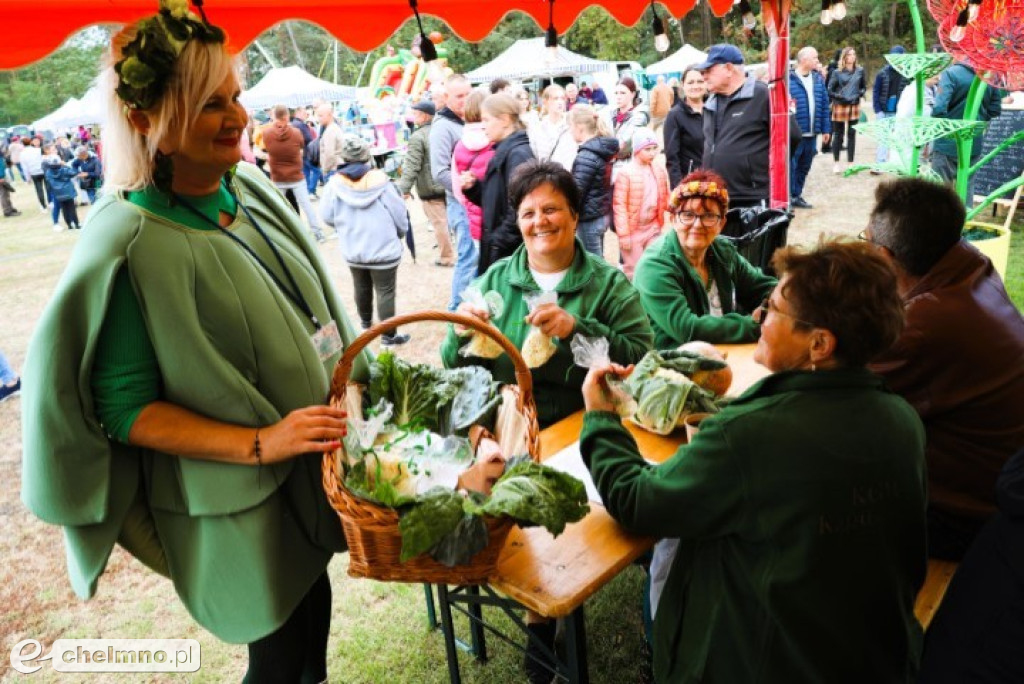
[331,310,535,412]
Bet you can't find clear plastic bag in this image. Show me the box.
[570,334,637,418]
[458,286,505,359]
[522,291,558,368]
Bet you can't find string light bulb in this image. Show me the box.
[830,0,847,19]
[737,0,757,29]
[408,0,437,62]
[820,0,833,24]
[950,7,969,41]
[545,0,558,64]
[650,0,670,52]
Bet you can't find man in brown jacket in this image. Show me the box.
[650,75,674,133]
[396,101,454,266]
[867,177,1024,561]
[264,104,325,242]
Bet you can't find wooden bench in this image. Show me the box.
[914,559,958,630]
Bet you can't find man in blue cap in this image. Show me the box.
[872,45,909,170]
[697,43,800,209]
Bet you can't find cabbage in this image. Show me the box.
[625,350,726,435]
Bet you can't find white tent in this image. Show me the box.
[644,44,709,77]
[241,66,356,111]
[67,84,106,127]
[32,97,79,130]
[466,38,608,83]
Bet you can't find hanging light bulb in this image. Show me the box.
[967,0,982,21]
[830,0,847,19]
[950,7,969,41]
[408,0,437,62]
[544,0,559,64]
[820,0,833,24]
[737,0,757,29]
[650,0,670,52]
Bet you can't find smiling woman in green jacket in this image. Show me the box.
[633,169,777,347]
[581,240,928,683]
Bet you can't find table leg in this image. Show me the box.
[564,606,590,684]
[467,585,487,662]
[435,585,463,684]
[423,583,438,630]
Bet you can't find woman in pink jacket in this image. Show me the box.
[613,128,668,279]
[452,91,494,245]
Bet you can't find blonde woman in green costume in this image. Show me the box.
[20,1,369,681]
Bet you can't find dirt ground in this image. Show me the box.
[0,141,883,681]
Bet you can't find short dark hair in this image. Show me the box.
[489,78,510,94]
[869,177,964,277]
[508,160,581,219]
[771,240,905,367]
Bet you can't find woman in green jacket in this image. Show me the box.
[441,159,653,429]
[21,5,369,681]
[581,240,928,683]
[633,169,777,347]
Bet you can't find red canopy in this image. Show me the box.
[0,0,736,70]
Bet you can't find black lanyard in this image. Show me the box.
[175,187,323,330]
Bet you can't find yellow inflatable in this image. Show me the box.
[368,46,450,100]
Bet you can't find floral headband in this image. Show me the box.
[668,180,730,213]
[115,0,225,111]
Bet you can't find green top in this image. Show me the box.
[580,368,928,683]
[21,164,371,643]
[440,240,653,427]
[92,184,240,442]
[633,232,777,347]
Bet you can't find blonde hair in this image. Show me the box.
[482,93,525,131]
[101,26,236,192]
[464,89,487,123]
[840,46,858,72]
[569,104,611,137]
[539,84,565,117]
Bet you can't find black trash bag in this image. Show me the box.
[720,206,793,276]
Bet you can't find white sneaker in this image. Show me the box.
[53,224,65,232]
[833,162,844,175]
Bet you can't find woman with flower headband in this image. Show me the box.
[20,1,370,679]
[633,169,777,347]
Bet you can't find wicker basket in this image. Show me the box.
[322,310,541,584]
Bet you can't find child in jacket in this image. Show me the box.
[612,128,668,279]
[41,146,81,231]
[569,104,619,259]
[452,91,494,246]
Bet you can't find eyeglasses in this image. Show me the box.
[857,229,887,249]
[677,211,722,227]
[753,297,817,328]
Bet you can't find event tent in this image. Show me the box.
[240,66,356,111]
[32,98,79,131]
[465,38,608,84]
[644,44,709,76]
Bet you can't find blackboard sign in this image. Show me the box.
[973,106,1024,201]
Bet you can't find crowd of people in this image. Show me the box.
[7,5,1024,682]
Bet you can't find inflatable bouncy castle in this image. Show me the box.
[368,32,451,100]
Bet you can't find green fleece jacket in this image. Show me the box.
[440,240,653,427]
[21,164,371,643]
[633,232,776,347]
[581,367,928,683]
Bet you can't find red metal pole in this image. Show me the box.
[763,0,791,210]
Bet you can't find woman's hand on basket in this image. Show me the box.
[458,438,506,495]
[259,406,348,463]
[454,302,491,336]
[525,304,575,340]
[582,363,634,414]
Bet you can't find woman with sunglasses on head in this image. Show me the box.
[581,239,927,684]
[633,169,776,346]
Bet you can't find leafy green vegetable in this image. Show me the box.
[465,458,589,536]
[398,488,466,561]
[441,366,502,435]
[368,351,462,432]
[625,350,724,435]
[429,514,490,567]
[344,459,417,508]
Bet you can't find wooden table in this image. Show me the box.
[434,345,769,684]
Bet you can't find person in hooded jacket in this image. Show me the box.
[262,104,325,242]
[452,90,494,247]
[42,143,80,231]
[320,135,411,346]
[569,104,619,258]
[461,92,535,274]
[71,145,103,205]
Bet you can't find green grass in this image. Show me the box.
[1005,223,1024,311]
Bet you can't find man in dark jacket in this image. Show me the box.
[867,177,1024,561]
[788,46,831,209]
[872,46,909,168]
[698,44,801,208]
[931,61,1003,201]
[397,101,454,266]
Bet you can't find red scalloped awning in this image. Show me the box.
[0,0,738,69]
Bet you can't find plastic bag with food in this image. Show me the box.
[522,291,558,368]
[458,286,506,359]
[570,334,637,418]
